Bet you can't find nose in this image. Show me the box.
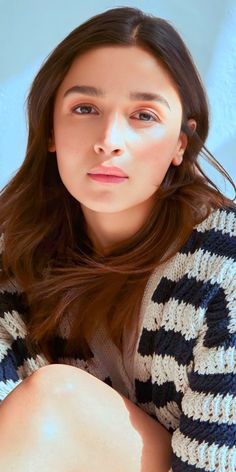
[93,113,125,156]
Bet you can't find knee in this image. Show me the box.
[0,366,89,468]
[25,364,106,449]
[29,364,86,398]
[30,363,115,406]
[0,364,87,439]
[0,365,87,447]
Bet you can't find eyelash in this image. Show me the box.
[71,104,159,122]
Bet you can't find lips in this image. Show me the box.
[88,174,128,183]
[89,173,128,178]
[88,166,128,178]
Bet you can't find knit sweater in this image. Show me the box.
[0,205,236,471]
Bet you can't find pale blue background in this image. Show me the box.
[0,0,235,197]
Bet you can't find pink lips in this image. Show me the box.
[88,166,128,178]
[88,174,128,184]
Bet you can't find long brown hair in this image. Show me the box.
[0,6,235,363]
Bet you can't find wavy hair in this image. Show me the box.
[0,6,235,362]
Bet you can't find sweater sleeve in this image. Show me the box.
[0,233,48,402]
[170,267,236,471]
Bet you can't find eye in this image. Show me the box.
[72,104,97,114]
[132,110,158,122]
[71,104,159,122]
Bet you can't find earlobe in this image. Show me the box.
[187,118,197,134]
[172,118,197,166]
[48,132,56,152]
[172,131,187,166]
[48,143,56,152]
[172,149,184,166]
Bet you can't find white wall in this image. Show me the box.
[0,0,235,197]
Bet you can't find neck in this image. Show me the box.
[80,196,156,256]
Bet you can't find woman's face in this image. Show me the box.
[49,45,195,214]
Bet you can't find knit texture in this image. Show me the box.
[0,205,236,471]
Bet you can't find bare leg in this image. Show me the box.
[0,364,172,471]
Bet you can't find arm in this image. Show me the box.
[170,273,236,471]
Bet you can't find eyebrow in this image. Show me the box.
[63,85,171,110]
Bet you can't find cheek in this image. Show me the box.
[55,123,78,148]
[137,131,177,167]
[54,123,89,165]
[134,131,180,187]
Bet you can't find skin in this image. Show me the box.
[49,45,196,255]
[0,364,173,471]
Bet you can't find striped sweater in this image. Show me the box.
[0,205,236,471]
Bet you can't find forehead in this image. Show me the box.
[56,45,181,107]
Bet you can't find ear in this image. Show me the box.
[48,130,56,152]
[171,119,197,166]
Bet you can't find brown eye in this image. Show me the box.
[71,104,159,122]
[72,104,97,114]
[134,111,156,122]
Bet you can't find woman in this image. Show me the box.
[0,6,235,471]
